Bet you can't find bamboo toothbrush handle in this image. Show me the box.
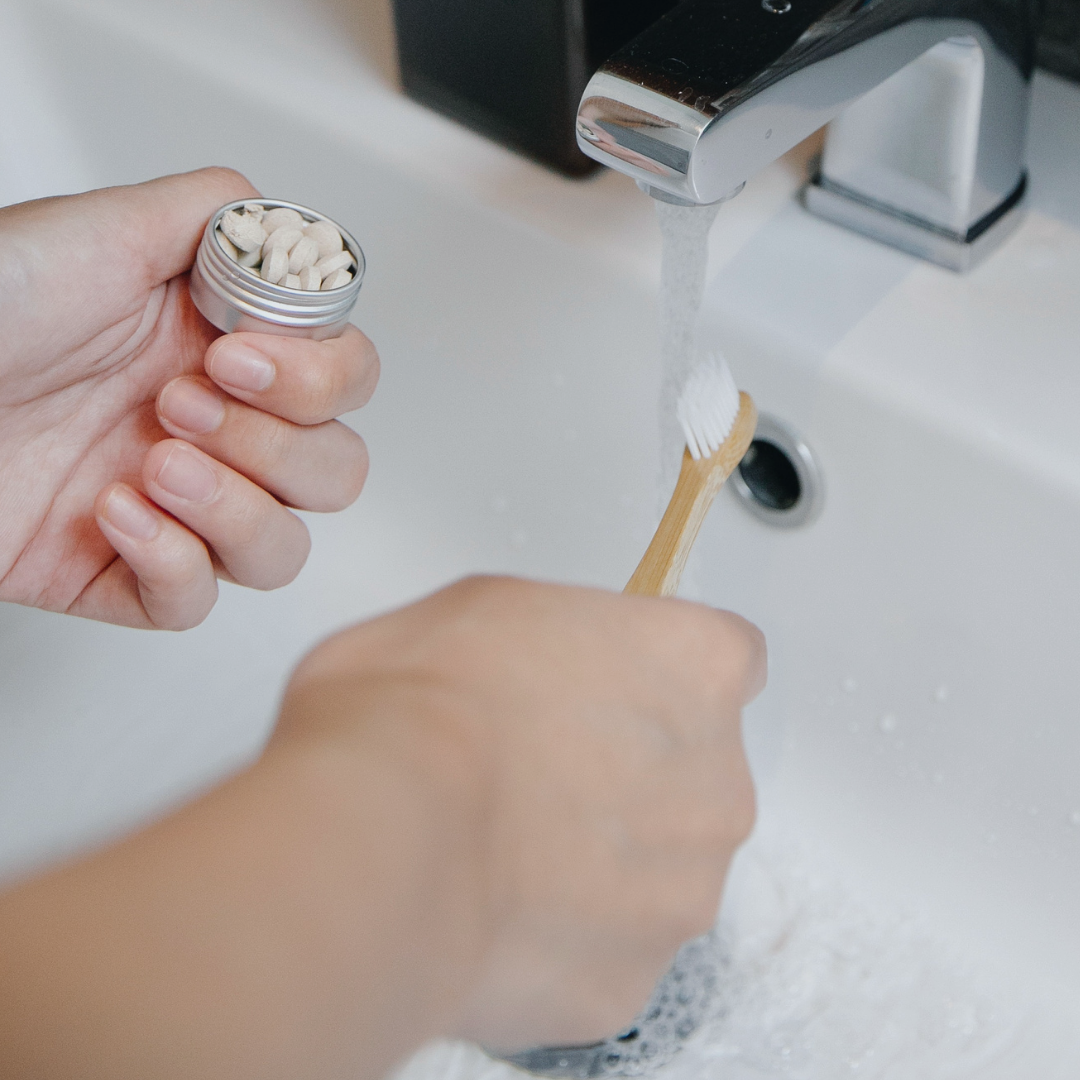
[625,392,757,598]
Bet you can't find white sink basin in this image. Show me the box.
[2,0,1079,1074]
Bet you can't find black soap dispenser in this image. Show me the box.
[391,0,679,176]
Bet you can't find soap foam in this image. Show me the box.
[679,841,1025,1080]
[392,840,1037,1080]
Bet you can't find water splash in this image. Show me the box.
[679,843,1025,1080]
[393,842,1035,1080]
[503,934,720,1079]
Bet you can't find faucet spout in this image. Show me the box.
[576,0,1034,268]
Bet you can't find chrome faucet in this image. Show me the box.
[574,0,1035,270]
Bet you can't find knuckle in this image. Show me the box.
[691,610,766,698]
[155,599,213,632]
[287,629,349,691]
[325,442,369,510]
[306,427,368,511]
[259,416,295,476]
[349,334,381,405]
[436,575,535,645]
[226,494,269,551]
[448,573,519,605]
[140,542,216,631]
[252,524,310,591]
[299,360,344,422]
[262,517,311,590]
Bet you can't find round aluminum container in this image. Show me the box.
[189,199,365,340]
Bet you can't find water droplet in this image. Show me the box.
[934,685,950,703]
[879,713,898,733]
[842,677,858,694]
[761,0,792,13]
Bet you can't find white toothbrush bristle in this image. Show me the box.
[676,352,741,459]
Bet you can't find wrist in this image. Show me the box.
[263,675,494,1046]
[0,695,491,1080]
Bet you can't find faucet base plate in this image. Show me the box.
[802,173,1027,273]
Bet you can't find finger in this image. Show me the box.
[646,599,768,708]
[128,168,261,284]
[706,609,768,705]
[142,439,311,590]
[204,324,380,425]
[156,376,369,512]
[92,483,219,630]
[2,168,258,361]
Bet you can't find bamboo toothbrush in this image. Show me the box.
[626,354,757,597]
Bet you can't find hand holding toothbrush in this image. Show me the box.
[0,575,764,1077]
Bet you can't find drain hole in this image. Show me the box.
[738,440,801,511]
[730,413,823,528]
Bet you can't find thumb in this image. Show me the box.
[2,167,259,294]
[0,167,261,368]
[110,168,262,285]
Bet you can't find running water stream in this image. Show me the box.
[655,200,723,490]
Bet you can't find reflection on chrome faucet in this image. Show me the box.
[576,0,1034,270]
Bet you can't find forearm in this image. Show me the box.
[0,732,484,1080]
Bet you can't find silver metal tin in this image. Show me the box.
[189,199,365,340]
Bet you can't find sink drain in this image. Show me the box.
[731,414,823,527]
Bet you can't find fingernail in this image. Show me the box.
[155,445,218,503]
[159,379,225,434]
[208,341,275,392]
[102,487,160,541]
